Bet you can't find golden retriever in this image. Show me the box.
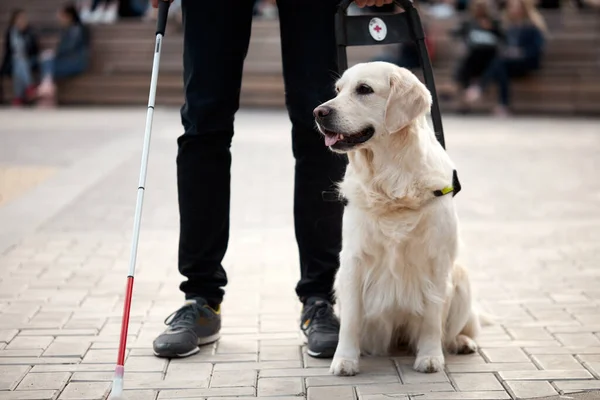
[313,62,481,375]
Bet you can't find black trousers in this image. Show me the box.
[453,47,498,89]
[176,0,347,306]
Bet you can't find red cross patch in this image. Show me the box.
[369,18,387,41]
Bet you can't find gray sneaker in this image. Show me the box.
[153,298,221,358]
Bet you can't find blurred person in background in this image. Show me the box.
[0,9,40,107]
[428,0,457,18]
[36,4,90,106]
[448,0,504,110]
[80,0,119,23]
[464,0,546,116]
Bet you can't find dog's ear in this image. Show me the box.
[384,69,432,133]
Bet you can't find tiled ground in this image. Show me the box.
[1,108,600,400]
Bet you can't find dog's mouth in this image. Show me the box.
[320,126,375,149]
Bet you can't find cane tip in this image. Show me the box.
[109,375,124,400]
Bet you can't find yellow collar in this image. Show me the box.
[433,169,461,198]
[433,186,454,197]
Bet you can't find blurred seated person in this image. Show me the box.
[429,0,458,18]
[464,0,546,116]
[0,9,40,106]
[448,0,504,107]
[80,0,118,24]
[36,4,90,106]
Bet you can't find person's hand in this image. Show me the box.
[151,0,173,8]
[40,49,55,61]
[354,0,394,7]
[503,46,522,58]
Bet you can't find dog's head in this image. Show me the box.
[313,62,432,153]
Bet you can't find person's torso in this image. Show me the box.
[505,26,522,47]
[57,25,88,57]
[465,20,500,48]
[506,24,544,68]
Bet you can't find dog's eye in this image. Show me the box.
[356,84,374,95]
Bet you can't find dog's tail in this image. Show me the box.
[479,310,496,327]
[473,303,496,327]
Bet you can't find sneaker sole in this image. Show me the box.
[306,347,336,359]
[198,332,221,346]
[153,333,221,358]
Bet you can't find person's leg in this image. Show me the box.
[464,55,502,103]
[470,49,497,79]
[493,59,510,107]
[39,57,54,80]
[277,0,347,358]
[11,58,32,102]
[450,53,476,109]
[37,56,87,103]
[278,0,346,304]
[493,59,529,114]
[36,56,58,103]
[453,52,476,89]
[477,55,503,91]
[153,0,255,359]
[11,74,25,105]
[51,57,88,80]
[176,0,253,307]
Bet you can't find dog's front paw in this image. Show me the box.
[330,357,359,376]
[413,354,445,373]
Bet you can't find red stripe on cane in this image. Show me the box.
[117,276,134,366]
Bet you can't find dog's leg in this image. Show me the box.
[444,263,479,355]
[330,257,363,376]
[414,293,446,373]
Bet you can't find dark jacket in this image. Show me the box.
[0,26,40,76]
[55,24,90,64]
[505,24,545,69]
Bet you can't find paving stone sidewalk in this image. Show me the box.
[1,108,600,400]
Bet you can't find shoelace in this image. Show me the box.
[164,302,206,330]
[301,301,340,333]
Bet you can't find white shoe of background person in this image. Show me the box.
[85,7,104,24]
[79,0,93,23]
[493,105,510,118]
[464,85,482,104]
[101,2,119,24]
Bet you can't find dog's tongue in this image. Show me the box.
[325,133,343,146]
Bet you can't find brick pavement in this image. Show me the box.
[1,109,600,400]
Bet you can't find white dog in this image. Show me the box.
[313,62,481,375]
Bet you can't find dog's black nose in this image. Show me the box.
[313,105,332,118]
